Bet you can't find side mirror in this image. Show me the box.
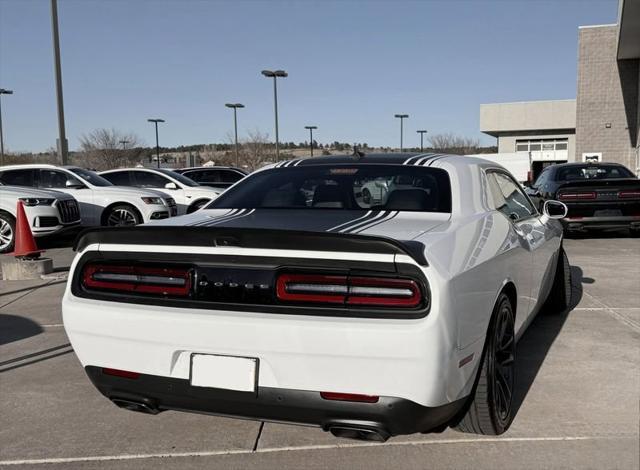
[164,182,178,190]
[66,180,85,189]
[543,200,568,219]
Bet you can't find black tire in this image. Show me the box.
[186,199,209,214]
[0,212,16,254]
[455,293,516,435]
[103,204,142,227]
[630,229,640,238]
[362,189,372,205]
[542,247,572,314]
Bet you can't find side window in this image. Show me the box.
[103,171,132,186]
[184,171,205,183]
[220,170,243,183]
[0,169,35,187]
[40,169,81,189]
[133,171,169,188]
[487,171,536,221]
[533,170,548,188]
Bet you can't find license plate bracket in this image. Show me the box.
[189,353,258,393]
[594,209,622,217]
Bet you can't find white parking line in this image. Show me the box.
[580,293,640,332]
[0,435,634,466]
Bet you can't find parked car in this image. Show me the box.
[173,166,247,191]
[63,153,570,441]
[525,162,640,235]
[359,173,438,205]
[0,185,81,253]
[99,168,221,214]
[0,165,176,226]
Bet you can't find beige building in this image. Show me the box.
[480,100,576,163]
[480,0,639,174]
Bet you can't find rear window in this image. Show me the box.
[556,165,635,181]
[208,165,451,213]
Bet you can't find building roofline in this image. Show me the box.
[480,99,575,107]
[578,23,617,29]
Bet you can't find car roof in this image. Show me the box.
[179,166,247,172]
[268,152,503,173]
[551,162,627,168]
[0,163,59,170]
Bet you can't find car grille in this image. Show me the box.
[166,198,178,216]
[57,199,81,224]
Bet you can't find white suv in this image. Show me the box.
[0,185,81,253]
[0,165,177,226]
[99,168,221,215]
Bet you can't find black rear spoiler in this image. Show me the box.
[74,226,428,266]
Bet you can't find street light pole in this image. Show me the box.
[394,114,409,152]
[147,119,165,168]
[225,103,245,167]
[50,0,68,165]
[119,140,130,150]
[305,125,317,156]
[0,88,13,166]
[261,70,287,160]
[417,130,427,152]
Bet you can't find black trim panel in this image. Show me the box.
[85,366,466,436]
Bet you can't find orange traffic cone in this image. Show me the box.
[12,200,44,259]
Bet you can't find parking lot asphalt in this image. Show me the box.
[0,237,638,469]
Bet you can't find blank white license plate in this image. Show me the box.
[190,354,258,392]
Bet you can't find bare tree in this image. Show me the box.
[239,129,274,171]
[428,133,480,155]
[75,128,143,170]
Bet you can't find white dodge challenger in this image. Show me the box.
[62,153,572,441]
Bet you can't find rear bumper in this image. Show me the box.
[86,366,466,437]
[563,215,640,231]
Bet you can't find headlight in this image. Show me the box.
[19,198,55,206]
[141,197,164,205]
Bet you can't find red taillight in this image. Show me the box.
[320,392,379,403]
[82,264,191,296]
[276,274,348,304]
[558,191,596,201]
[618,190,640,199]
[276,273,422,308]
[102,368,140,379]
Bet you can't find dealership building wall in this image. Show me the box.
[576,24,639,171]
[480,0,640,175]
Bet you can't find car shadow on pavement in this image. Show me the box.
[0,314,43,346]
[511,264,586,417]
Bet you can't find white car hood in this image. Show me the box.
[186,186,221,196]
[0,185,76,200]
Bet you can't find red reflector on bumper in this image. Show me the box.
[102,368,140,379]
[320,392,379,403]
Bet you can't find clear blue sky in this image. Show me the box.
[0,0,618,153]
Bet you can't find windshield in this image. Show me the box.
[157,169,200,187]
[208,165,451,213]
[68,167,113,186]
[556,165,635,181]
